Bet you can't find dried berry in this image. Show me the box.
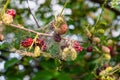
[35,38,47,51]
[86,46,93,52]
[6,9,16,17]
[53,33,61,42]
[73,41,83,52]
[21,38,33,47]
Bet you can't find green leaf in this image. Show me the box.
[84,73,94,80]
[32,70,58,80]
[40,59,56,70]
[5,58,19,70]
[57,72,72,80]
[7,77,22,80]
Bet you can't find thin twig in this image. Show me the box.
[27,0,41,28]
[10,24,52,37]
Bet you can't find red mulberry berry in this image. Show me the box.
[108,46,115,57]
[73,41,83,52]
[6,9,16,17]
[53,33,61,42]
[87,46,93,52]
[35,38,47,51]
[21,38,33,47]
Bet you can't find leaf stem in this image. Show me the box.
[59,1,68,16]
[27,0,41,28]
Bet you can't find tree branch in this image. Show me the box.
[10,24,52,37]
[27,0,41,28]
[9,24,86,43]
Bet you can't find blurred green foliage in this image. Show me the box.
[0,0,120,80]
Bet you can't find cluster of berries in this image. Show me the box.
[50,16,68,42]
[61,46,77,61]
[73,41,83,52]
[2,9,16,24]
[60,40,83,61]
[95,64,120,80]
[21,37,47,51]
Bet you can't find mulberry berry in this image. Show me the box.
[6,9,16,17]
[34,46,41,57]
[2,13,13,24]
[108,46,115,57]
[102,46,110,54]
[55,23,68,35]
[87,46,93,52]
[93,37,100,43]
[21,38,33,47]
[53,33,61,42]
[35,38,47,51]
[73,41,83,52]
[61,46,77,61]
